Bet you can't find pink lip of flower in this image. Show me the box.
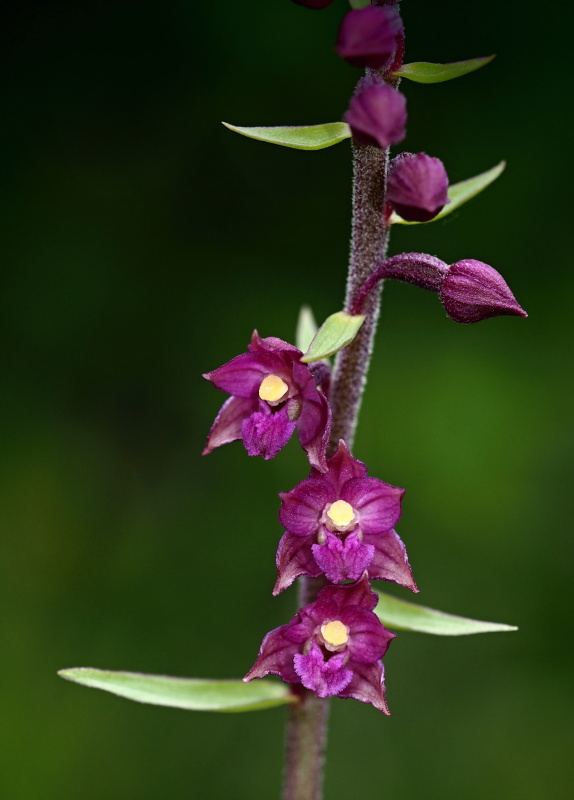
[274,440,417,593]
[202,331,331,472]
[244,573,396,714]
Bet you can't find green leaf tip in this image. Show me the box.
[58,668,295,713]
[296,306,319,354]
[391,161,506,225]
[375,591,518,636]
[301,311,365,363]
[393,55,495,84]
[222,122,351,151]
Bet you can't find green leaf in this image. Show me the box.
[296,306,319,354]
[393,56,495,84]
[349,0,371,8]
[300,311,365,363]
[58,668,294,712]
[222,122,351,151]
[375,591,518,636]
[391,161,506,225]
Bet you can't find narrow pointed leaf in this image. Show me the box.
[222,122,351,151]
[58,668,294,712]
[300,311,365,363]
[393,56,495,84]
[391,161,505,225]
[375,591,517,636]
[296,306,319,354]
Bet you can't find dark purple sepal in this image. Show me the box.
[364,528,418,592]
[338,660,390,714]
[344,79,407,149]
[274,532,321,596]
[341,476,404,533]
[388,152,449,222]
[203,351,286,398]
[294,643,353,697]
[241,403,297,460]
[336,6,403,69]
[293,361,331,473]
[440,260,528,324]
[312,530,375,584]
[279,478,335,537]
[202,395,257,455]
[244,624,300,685]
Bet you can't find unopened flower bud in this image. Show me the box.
[440,260,528,323]
[336,6,403,69]
[344,80,407,149]
[291,0,334,8]
[388,152,449,222]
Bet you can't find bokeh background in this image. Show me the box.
[1,1,572,798]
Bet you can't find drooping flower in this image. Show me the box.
[203,331,331,471]
[388,152,449,222]
[274,440,416,593]
[439,259,528,323]
[350,253,527,324]
[336,6,403,69]
[244,573,396,713]
[344,78,407,149]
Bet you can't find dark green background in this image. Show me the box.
[1,1,572,798]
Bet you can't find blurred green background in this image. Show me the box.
[1,1,572,798]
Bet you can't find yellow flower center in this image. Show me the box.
[320,620,349,649]
[258,374,289,405]
[326,500,355,531]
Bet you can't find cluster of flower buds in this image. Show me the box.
[204,333,415,712]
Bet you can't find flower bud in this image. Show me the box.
[336,6,403,69]
[388,152,449,222]
[291,0,334,8]
[440,260,528,323]
[344,80,407,149]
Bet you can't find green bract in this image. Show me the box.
[375,591,517,636]
[296,306,319,354]
[393,56,495,84]
[58,669,294,712]
[222,122,351,151]
[390,161,506,225]
[301,311,365,363]
[349,0,371,8]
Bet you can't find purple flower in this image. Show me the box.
[274,440,416,593]
[291,0,334,8]
[388,152,449,222]
[440,260,528,324]
[245,573,396,713]
[344,79,407,149]
[203,331,331,471]
[336,6,404,69]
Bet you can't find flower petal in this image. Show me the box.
[342,477,404,533]
[244,626,299,684]
[338,660,390,714]
[202,395,257,455]
[364,528,418,591]
[204,351,286,398]
[249,330,302,357]
[293,361,331,472]
[320,439,367,489]
[274,532,321,595]
[340,606,395,663]
[279,478,335,537]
